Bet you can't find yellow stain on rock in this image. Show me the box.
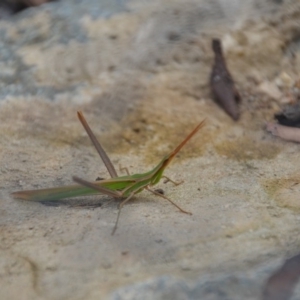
[263,175,300,211]
[215,136,281,161]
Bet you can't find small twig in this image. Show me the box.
[266,122,300,143]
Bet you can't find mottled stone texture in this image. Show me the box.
[1,0,300,299]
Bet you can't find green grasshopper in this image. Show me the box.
[12,111,205,234]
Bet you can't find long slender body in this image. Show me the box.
[12,111,205,234]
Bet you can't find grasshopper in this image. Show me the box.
[12,111,205,234]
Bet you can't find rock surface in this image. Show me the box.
[1,0,300,299]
